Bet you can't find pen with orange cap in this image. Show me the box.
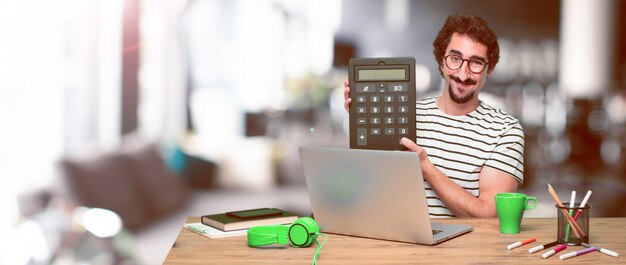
[507,237,536,250]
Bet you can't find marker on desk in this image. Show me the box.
[560,246,596,260]
[542,244,567,259]
[507,237,536,250]
[184,223,212,239]
[572,190,592,221]
[528,241,559,254]
[582,243,620,258]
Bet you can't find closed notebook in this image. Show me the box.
[201,208,298,231]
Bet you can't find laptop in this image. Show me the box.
[298,146,473,245]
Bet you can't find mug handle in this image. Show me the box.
[525,196,537,210]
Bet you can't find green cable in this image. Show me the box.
[312,233,327,265]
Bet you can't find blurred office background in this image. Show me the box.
[1,0,625,264]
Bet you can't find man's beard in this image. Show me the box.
[447,75,477,104]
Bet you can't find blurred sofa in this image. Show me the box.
[55,135,311,264]
[59,138,195,232]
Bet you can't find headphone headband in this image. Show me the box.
[247,225,289,247]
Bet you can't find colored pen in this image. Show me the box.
[560,247,596,260]
[528,240,559,254]
[582,243,620,258]
[547,184,584,237]
[542,244,567,259]
[565,190,576,241]
[507,237,536,250]
[573,190,592,221]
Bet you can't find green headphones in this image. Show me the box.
[247,217,320,248]
[248,217,326,264]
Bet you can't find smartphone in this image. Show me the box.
[225,208,284,220]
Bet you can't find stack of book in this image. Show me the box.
[202,207,298,231]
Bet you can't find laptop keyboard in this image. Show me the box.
[432,229,443,235]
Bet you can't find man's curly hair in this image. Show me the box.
[433,13,500,76]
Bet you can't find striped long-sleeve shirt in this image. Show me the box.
[415,97,525,217]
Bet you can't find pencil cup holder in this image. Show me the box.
[556,203,590,245]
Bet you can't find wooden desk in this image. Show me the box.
[164,217,625,264]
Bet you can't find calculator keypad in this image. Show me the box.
[350,82,415,150]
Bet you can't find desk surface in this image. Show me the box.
[164,217,625,264]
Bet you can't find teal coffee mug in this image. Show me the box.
[495,193,537,234]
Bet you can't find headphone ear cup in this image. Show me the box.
[301,217,319,235]
[288,217,319,247]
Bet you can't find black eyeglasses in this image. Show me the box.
[444,54,488,74]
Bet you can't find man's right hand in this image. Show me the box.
[343,79,352,112]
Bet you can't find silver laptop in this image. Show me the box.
[299,146,473,245]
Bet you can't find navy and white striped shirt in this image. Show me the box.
[415,97,525,217]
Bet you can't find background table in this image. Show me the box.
[164,217,625,264]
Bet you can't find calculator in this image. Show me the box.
[348,57,416,150]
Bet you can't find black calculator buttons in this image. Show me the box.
[357,128,367,146]
[356,84,375,93]
[376,83,385,91]
[389,84,407,92]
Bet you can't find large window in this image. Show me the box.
[0,0,122,228]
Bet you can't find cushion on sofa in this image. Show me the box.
[60,139,191,232]
[61,153,150,231]
[121,143,190,219]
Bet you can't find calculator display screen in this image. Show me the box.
[357,69,406,81]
